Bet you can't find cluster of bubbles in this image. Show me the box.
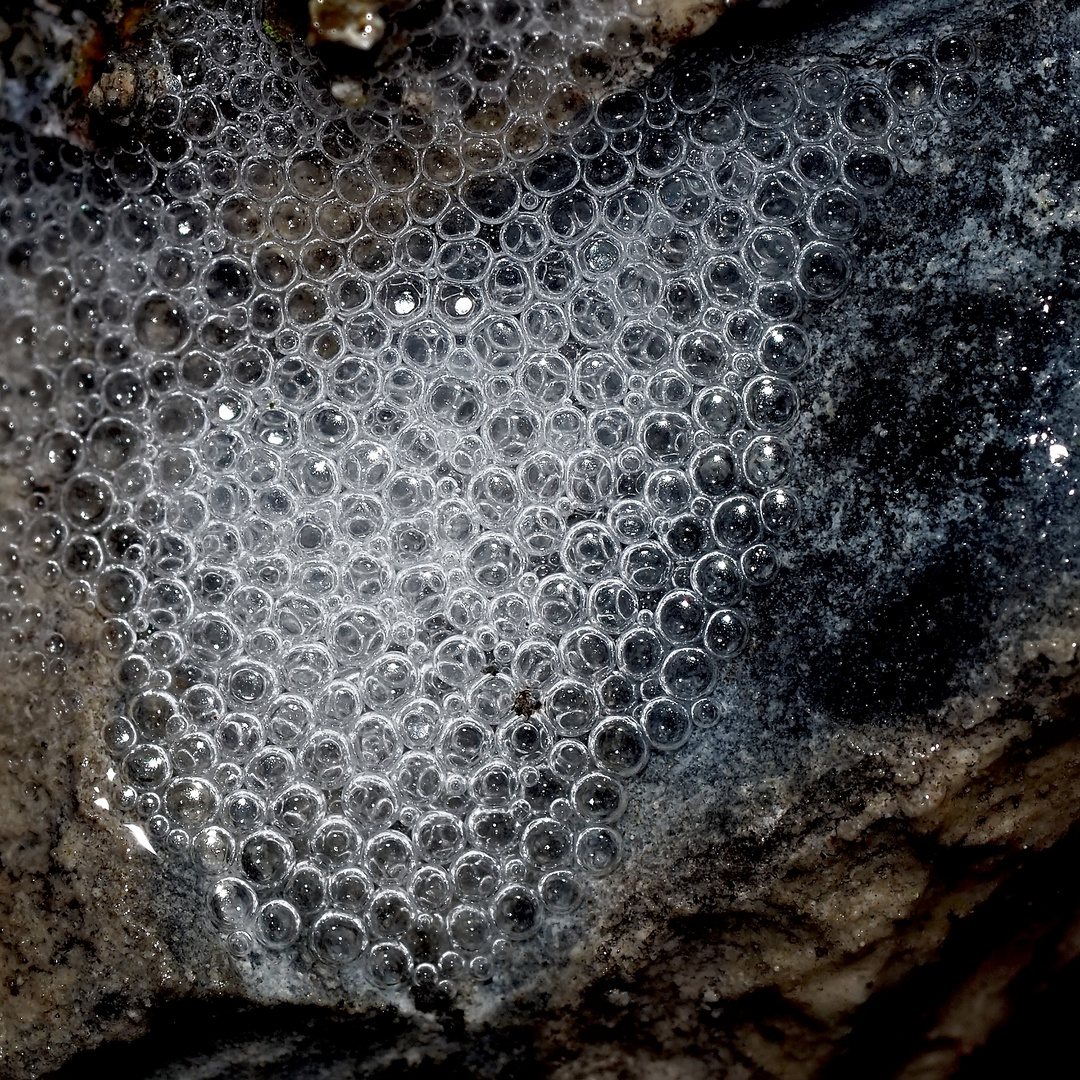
[316,0,721,125]
[0,0,976,994]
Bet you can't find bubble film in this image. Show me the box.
[0,0,977,993]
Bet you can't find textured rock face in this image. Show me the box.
[0,0,1078,1077]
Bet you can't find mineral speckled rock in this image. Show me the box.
[1,0,1079,1077]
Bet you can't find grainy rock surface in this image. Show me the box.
[0,0,1078,1077]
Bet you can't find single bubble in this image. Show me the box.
[539,870,583,913]
[809,187,865,242]
[840,84,893,138]
[744,226,799,280]
[690,446,738,498]
[285,862,327,915]
[935,34,975,69]
[843,149,895,195]
[134,294,189,352]
[255,899,301,950]
[711,495,761,551]
[369,888,416,941]
[535,575,585,632]
[660,648,717,700]
[692,552,744,607]
[447,903,493,955]
[744,375,799,431]
[560,522,618,583]
[191,826,236,876]
[938,72,979,116]
[760,323,812,376]
[240,829,293,889]
[560,626,615,680]
[741,543,780,585]
[642,697,692,751]
[271,784,325,839]
[742,71,799,127]
[692,387,741,437]
[793,144,840,187]
[312,911,367,965]
[744,435,794,488]
[887,57,937,112]
[664,514,712,560]
[164,776,219,829]
[691,699,724,730]
[492,884,542,940]
[208,877,257,931]
[655,590,707,646]
[499,707,555,767]
[619,541,672,594]
[800,63,848,107]
[588,716,648,777]
[756,280,803,320]
[62,474,112,527]
[575,826,622,876]
[797,241,852,300]
[353,714,403,771]
[703,609,750,658]
[411,864,453,913]
[752,171,804,225]
[644,468,692,513]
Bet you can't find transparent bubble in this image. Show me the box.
[312,911,367,965]
[843,149,895,195]
[575,827,621,876]
[741,543,780,585]
[492,884,541,940]
[840,85,893,139]
[659,647,717,699]
[124,743,171,787]
[642,698,692,751]
[448,903,493,955]
[439,718,492,772]
[452,850,501,903]
[240,829,293,889]
[255,899,301,950]
[793,145,840,188]
[887,57,937,112]
[560,626,614,680]
[742,71,799,127]
[797,242,851,299]
[744,436,794,488]
[192,826,236,876]
[588,717,648,777]
[134,294,189,352]
[498,713,555,764]
[809,188,865,241]
[208,877,258,930]
[655,590,707,645]
[539,870,583,913]
[165,777,219,829]
[935,34,975,69]
[938,72,979,116]
[369,888,415,941]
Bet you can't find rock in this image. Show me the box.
[0,0,1078,1077]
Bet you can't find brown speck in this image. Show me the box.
[512,687,542,718]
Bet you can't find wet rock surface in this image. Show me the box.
[1,0,1079,1077]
